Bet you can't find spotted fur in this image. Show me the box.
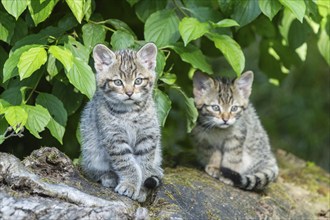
[80,43,163,202]
[192,71,278,190]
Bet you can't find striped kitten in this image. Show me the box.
[192,71,278,190]
[80,43,163,202]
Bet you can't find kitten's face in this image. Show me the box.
[193,71,253,129]
[93,43,157,105]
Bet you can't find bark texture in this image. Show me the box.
[0,147,329,219]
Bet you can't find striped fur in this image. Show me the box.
[80,43,163,202]
[192,71,278,191]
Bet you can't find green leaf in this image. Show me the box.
[47,119,65,144]
[82,23,106,53]
[52,81,84,115]
[1,0,28,20]
[22,104,51,138]
[179,17,209,46]
[47,54,59,78]
[171,86,198,133]
[0,46,8,82]
[0,87,23,105]
[127,0,139,7]
[169,43,213,74]
[65,0,84,23]
[0,99,9,109]
[0,135,4,144]
[217,0,235,17]
[3,45,40,82]
[0,11,16,43]
[316,0,330,18]
[104,19,136,37]
[66,57,96,99]
[135,0,167,22]
[155,50,165,78]
[36,93,67,126]
[0,117,9,143]
[144,9,180,47]
[318,21,330,65]
[253,15,276,38]
[279,8,296,42]
[28,0,58,26]
[279,0,306,23]
[208,34,245,75]
[231,0,261,27]
[182,94,198,133]
[83,0,92,21]
[18,46,47,80]
[10,18,28,45]
[12,26,63,51]
[65,36,90,62]
[288,20,310,49]
[4,106,27,133]
[159,73,177,85]
[258,0,282,20]
[36,93,67,143]
[185,6,222,23]
[76,122,81,145]
[57,14,79,31]
[212,18,240,28]
[111,30,135,50]
[48,45,74,71]
[154,88,171,127]
[0,99,10,114]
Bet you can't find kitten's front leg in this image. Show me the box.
[205,150,222,178]
[105,142,142,200]
[134,138,163,202]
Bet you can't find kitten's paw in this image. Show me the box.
[205,165,220,178]
[219,176,234,186]
[137,188,148,203]
[100,173,118,188]
[115,182,139,200]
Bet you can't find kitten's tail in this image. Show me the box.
[144,176,161,189]
[220,166,278,191]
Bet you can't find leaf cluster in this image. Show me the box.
[0,0,328,151]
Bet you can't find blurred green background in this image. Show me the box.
[1,0,329,172]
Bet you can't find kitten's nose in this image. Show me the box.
[126,91,133,97]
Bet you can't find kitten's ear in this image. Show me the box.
[193,71,214,101]
[93,44,116,73]
[137,43,157,71]
[235,71,254,99]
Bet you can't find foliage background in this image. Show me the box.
[0,0,329,171]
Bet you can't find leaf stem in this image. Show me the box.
[25,71,43,104]
[89,20,116,32]
[172,0,189,17]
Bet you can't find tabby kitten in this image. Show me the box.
[80,43,163,202]
[192,71,278,190]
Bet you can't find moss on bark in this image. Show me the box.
[0,147,329,219]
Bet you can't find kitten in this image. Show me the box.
[192,71,278,190]
[80,43,163,202]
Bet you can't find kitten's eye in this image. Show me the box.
[134,77,143,85]
[113,79,123,86]
[231,105,238,112]
[211,105,220,112]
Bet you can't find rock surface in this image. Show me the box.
[0,147,329,219]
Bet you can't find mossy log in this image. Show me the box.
[0,147,329,219]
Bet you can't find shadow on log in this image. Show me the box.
[0,147,329,219]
